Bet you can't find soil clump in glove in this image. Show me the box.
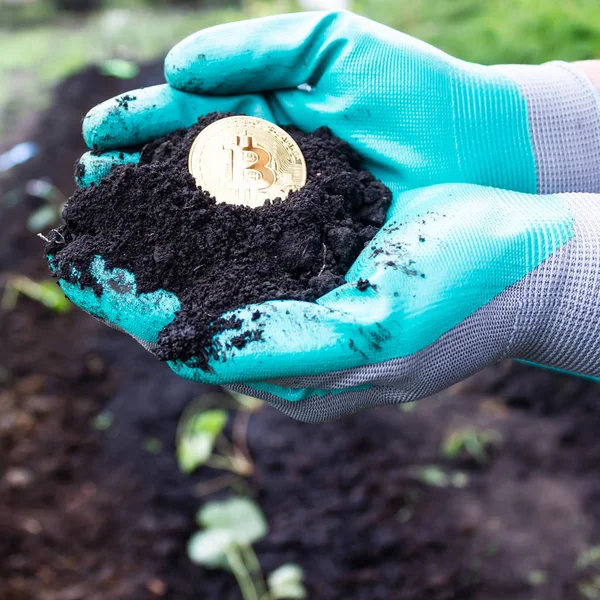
[46,113,391,368]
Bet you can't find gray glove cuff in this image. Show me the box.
[492,61,600,194]
[508,193,600,374]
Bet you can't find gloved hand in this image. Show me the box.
[57,182,600,421]
[56,11,600,421]
[80,10,600,195]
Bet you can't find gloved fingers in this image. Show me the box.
[168,293,381,387]
[268,87,401,187]
[178,183,577,387]
[83,83,277,151]
[76,150,140,187]
[165,11,355,95]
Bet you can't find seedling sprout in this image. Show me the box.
[1,275,71,313]
[188,497,306,600]
[442,427,501,463]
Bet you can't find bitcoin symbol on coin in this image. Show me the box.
[225,134,276,203]
[188,116,307,208]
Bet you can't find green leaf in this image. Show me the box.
[450,471,469,488]
[268,564,306,599]
[25,179,61,202]
[442,430,468,459]
[188,529,233,570]
[37,280,71,313]
[190,409,228,436]
[198,497,267,545]
[526,570,547,586]
[4,276,71,314]
[143,437,162,454]
[578,546,600,570]
[228,390,264,412]
[177,409,227,473]
[27,205,59,232]
[442,427,500,463]
[416,465,449,487]
[270,582,307,600]
[98,58,140,79]
[177,435,212,473]
[415,466,469,489]
[579,576,600,600]
[91,411,113,431]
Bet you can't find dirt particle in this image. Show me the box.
[230,329,262,350]
[115,94,136,110]
[356,278,372,291]
[75,160,86,181]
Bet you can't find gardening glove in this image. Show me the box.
[57,183,600,421]
[79,10,600,195]
[56,11,600,421]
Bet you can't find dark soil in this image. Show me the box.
[2,63,600,600]
[46,115,391,366]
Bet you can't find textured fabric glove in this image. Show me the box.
[80,11,600,195]
[57,11,600,421]
[58,183,600,420]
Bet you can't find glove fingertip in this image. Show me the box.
[76,151,140,187]
[82,99,130,150]
[165,36,220,94]
[82,105,103,150]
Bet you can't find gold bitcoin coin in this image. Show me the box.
[188,116,307,207]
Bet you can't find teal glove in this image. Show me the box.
[57,182,600,420]
[56,12,600,421]
[80,11,600,195]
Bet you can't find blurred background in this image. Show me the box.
[1,1,600,599]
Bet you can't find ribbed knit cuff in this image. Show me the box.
[492,61,600,193]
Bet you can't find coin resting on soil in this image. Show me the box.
[188,115,307,207]
[46,113,392,369]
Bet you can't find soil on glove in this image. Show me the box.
[46,116,391,366]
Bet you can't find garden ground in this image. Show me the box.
[1,61,600,600]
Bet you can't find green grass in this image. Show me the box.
[354,0,600,65]
[1,0,599,141]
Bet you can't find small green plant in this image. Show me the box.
[267,564,306,600]
[177,408,238,472]
[229,391,264,413]
[25,179,66,233]
[143,437,163,454]
[526,570,547,586]
[97,58,140,79]
[415,465,469,488]
[177,391,263,496]
[91,410,114,431]
[399,401,417,413]
[1,275,71,313]
[188,497,306,600]
[442,426,500,463]
[579,576,600,599]
[177,404,254,477]
[578,546,600,571]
